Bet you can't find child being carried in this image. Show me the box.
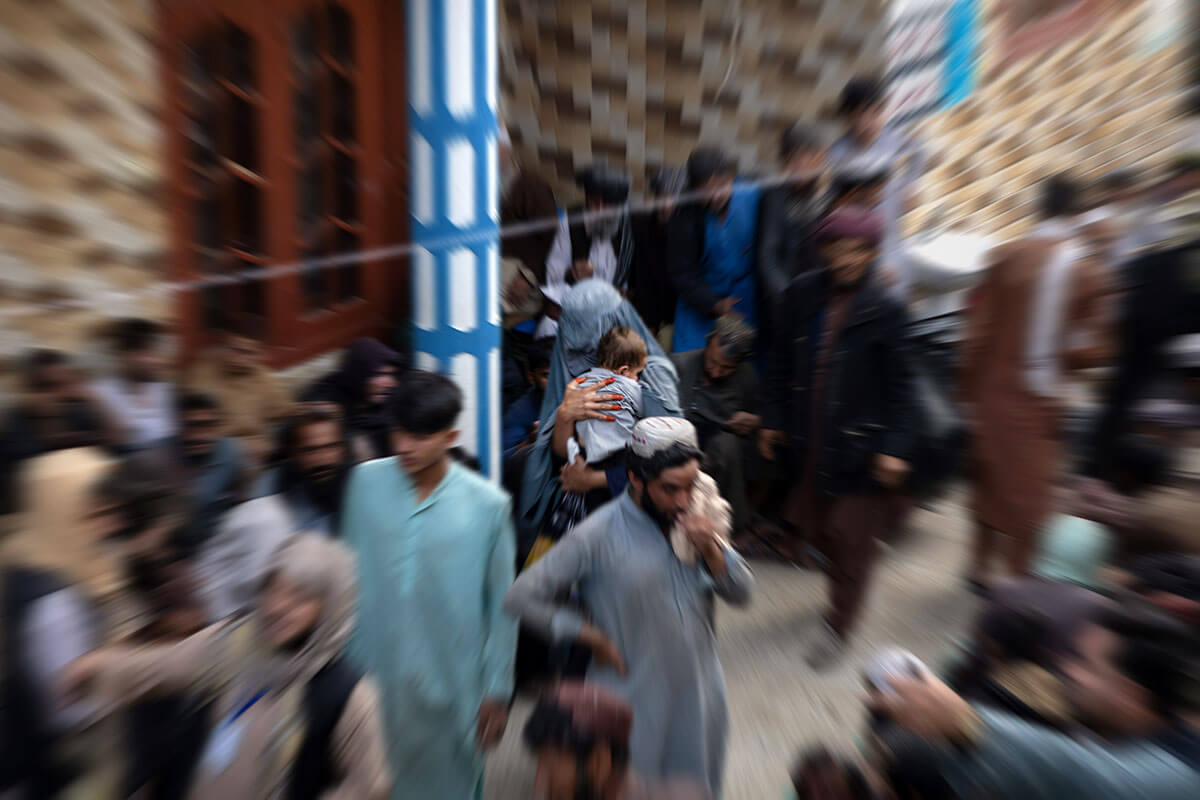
[572,325,647,467]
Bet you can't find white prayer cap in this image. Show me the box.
[630,417,699,458]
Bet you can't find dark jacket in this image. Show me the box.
[667,202,719,318]
[630,212,676,330]
[1087,238,1200,477]
[764,271,917,495]
[755,183,826,301]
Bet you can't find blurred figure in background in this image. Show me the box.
[789,748,883,800]
[1,349,103,520]
[540,165,636,338]
[343,371,516,798]
[963,175,1111,589]
[175,392,244,558]
[1088,156,1200,478]
[0,446,124,798]
[672,315,760,535]
[632,166,686,348]
[499,124,558,409]
[303,337,402,462]
[90,317,177,451]
[1093,168,1164,268]
[757,122,829,337]
[260,403,350,537]
[502,336,554,465]
[522,682,713,800]
[184,315,291,470]
[670,147,762,353]
[871,601,1200,799]
[828,76,927,301]
[499,124,559,291]
[61,534,393,800]
[761,208,916,668]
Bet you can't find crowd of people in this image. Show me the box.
[2,74,1200,799]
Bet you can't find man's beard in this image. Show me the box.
[638,487,678,532]
[584,213,619,241]
[304,467,345,512]
[182,445,212,466]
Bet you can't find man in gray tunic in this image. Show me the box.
[504,417,754,794]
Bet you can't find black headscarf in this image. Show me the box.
[302,338,401,459]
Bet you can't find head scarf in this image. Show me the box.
[250,532,357,689]
[319,338,401,457]
[1,447,123,602]
[329,338,400,410]
[211,532,358,800]
[518,280,680,530]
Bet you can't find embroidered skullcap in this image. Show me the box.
[629,416,699,457]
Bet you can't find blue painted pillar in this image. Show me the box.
[408,0,501,478]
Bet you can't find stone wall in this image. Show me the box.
[906,0,1195,241]
[499,0,887,202]
[0,0,169,378]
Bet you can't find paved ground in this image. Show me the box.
[485,486,982,799]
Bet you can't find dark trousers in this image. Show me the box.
[811,492,888,637]
[124,695,211,799]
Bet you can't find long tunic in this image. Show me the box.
[673,186,762,353]
[961,237,1108,571]
[504,491,754,793]
[342,459,517,800]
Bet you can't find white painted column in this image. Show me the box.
[408,0,501,478]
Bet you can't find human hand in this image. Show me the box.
[58,651,106,706]
[713,297,739,317]
[523,420,540,447]
[581,626,627,676]
[558,376,622,424]
[866,672,977,743]
[728,412,761,437]
[873,453,910,490]
[759,429,784,461]
[680,512,724,564]
[476,699,509,750]
[560,456,606,494]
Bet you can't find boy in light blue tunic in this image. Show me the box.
[342,371,517,800]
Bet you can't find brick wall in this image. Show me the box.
[0,0,169,377]
[906,0,1194,241]
[499,0,888,202]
